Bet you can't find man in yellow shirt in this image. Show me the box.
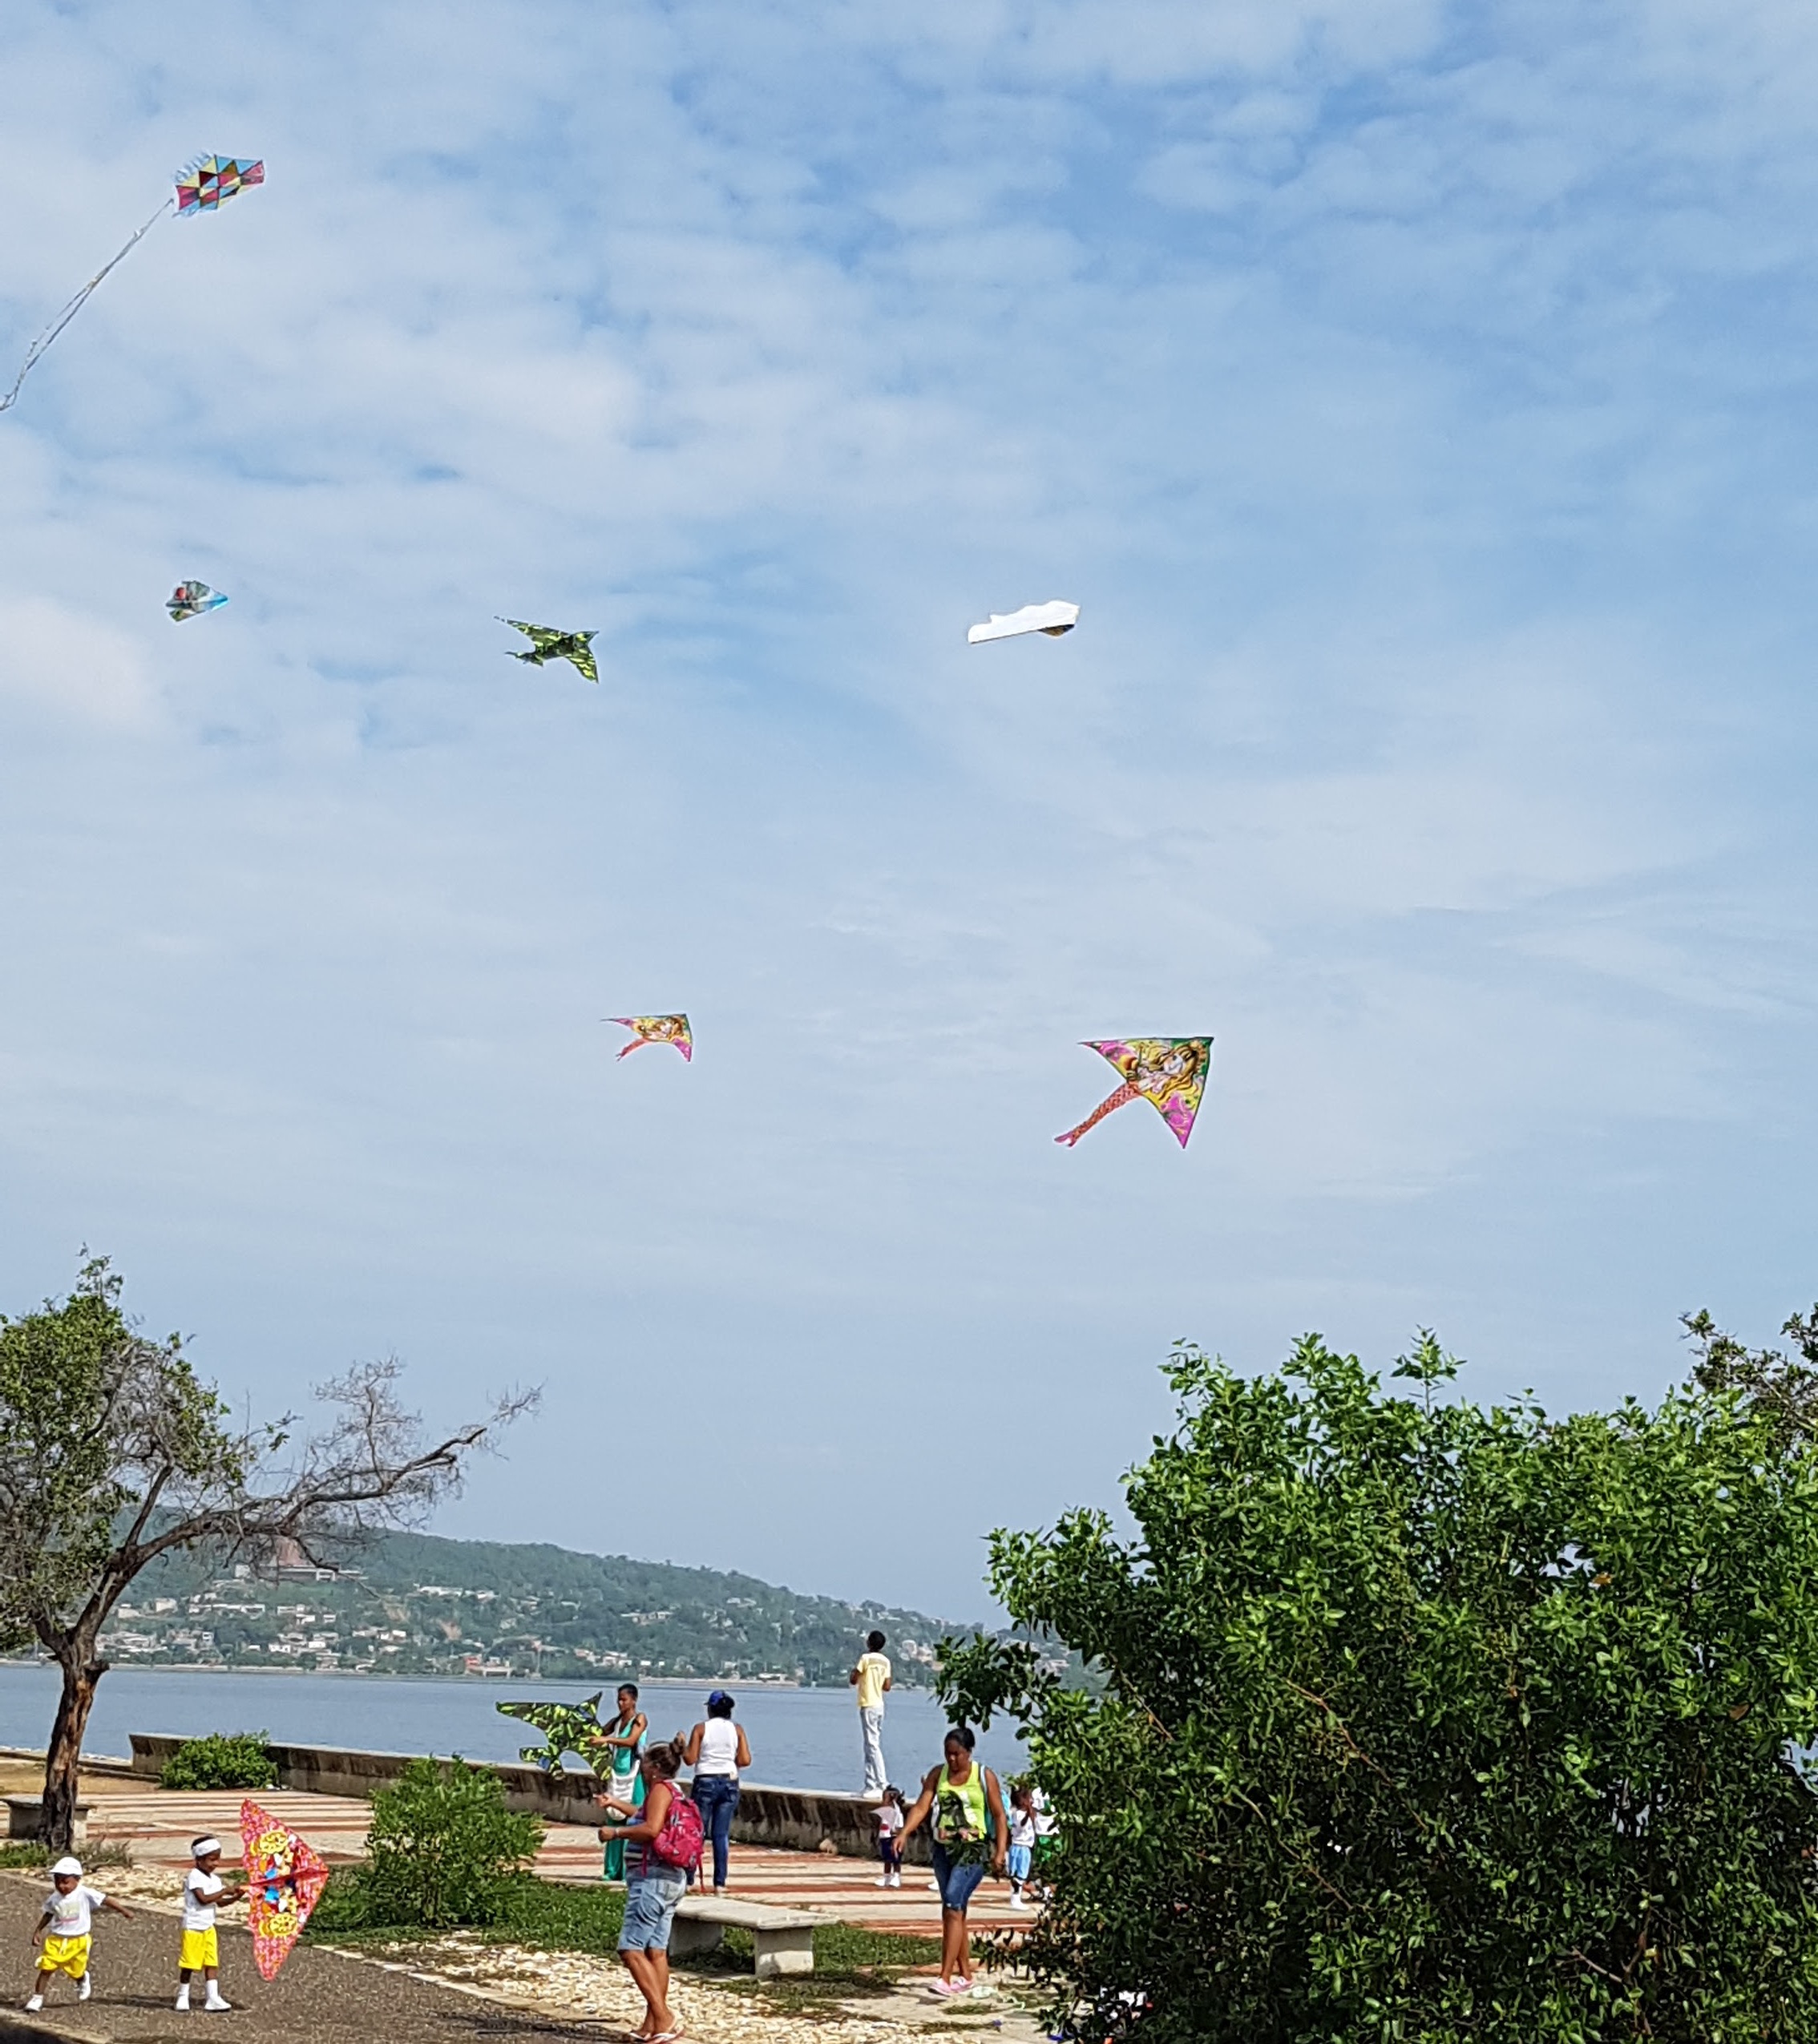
[848,1630,893,1793]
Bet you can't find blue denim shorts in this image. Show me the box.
[931,1844,987,1913]
[619,1868,688,1951]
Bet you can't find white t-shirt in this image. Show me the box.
[1008,1808,1037,1849]
[875,1804,904,1836]
[44,1884,105,1937]
[184,1868,226,1932]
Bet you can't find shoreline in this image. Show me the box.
[0,1659,832,1691]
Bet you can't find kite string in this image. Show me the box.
[1055,1081,1139,1147]
[0,195,174,414]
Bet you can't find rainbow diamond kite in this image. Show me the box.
[176,156,265,216]
[239,1798,328,1980]
[1056,1037,1212,1150]
[2,151,264,414]
[607,1015,693,1061]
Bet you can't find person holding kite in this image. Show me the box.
[177,1836,244,2011]
[598,1684,648,1884]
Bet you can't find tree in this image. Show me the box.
[0,1258,535,1850]
[939,1331,1818,2043]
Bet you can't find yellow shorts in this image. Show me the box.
[179,1928,219,1971]
[39,1934,89,1979]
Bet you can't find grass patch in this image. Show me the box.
[308,1869,626,1953]
[0,1842,132,1871]
[309,1868,946,2003]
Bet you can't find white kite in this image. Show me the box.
[967,600,1080,644]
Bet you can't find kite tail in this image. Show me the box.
[1055,1082,1138,1147]
[0,196,173,414]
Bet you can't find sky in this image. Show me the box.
[2,0,1816,1621]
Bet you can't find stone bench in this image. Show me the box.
[5,1798,90,1848]
[669,1894,821,1978]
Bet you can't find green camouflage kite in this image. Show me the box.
[499,617,599,683]
[496,1692,616,1775]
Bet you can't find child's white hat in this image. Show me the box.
[191,1835,223,1858]
[50,1856,83,1877]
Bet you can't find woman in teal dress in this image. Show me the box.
[596,1683,647,1883]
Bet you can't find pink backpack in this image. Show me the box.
[648,1784,704,1875]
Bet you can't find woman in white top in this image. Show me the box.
[683,1690,752,1893]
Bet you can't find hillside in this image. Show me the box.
[93,1530,980,1688]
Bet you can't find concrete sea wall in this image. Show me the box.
[127,1733,927,1863]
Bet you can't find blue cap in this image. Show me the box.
[707,1689,733,1709]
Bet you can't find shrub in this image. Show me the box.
[942,1332,1818,2044]
[361,1757,543,1929]
[159,1731,278,1791]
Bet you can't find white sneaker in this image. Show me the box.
[176,1991,191,2012]
[1010,1893,1028,1909]
[79,1977,91,2000]
[875,1874,892,1887]
[927,1876,941,1890]
[204,1994,232,2012]
[887,1872,901,1888]
[25,1994,42,2012]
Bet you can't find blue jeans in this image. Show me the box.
[931,1844,987,1913]
[693,1774,740,1890]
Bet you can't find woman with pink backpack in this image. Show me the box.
[597,1736,703,2043]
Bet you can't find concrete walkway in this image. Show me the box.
[83,1791,1038,1938]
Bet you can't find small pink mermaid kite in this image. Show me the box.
[606,1014,693,1062]
[1056,1037,1212,1149]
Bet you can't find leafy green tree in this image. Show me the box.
[0,1258,533,1849]
[362,1758,543,1928]
[940,1332,1818,2043]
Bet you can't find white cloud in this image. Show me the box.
[0,596,156,727]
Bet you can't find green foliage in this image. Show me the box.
[0,1840,132,1870]
[309,1864,625,1946]
[360,1758,543,1929]
[309,1864,940,2011]
[158,1731,278,1790]
[942,1332,1818,2044]
[0,1258,248,1647]
[297,1864,373,1937]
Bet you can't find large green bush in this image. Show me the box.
[942,1331,1818,2043]
[361,1757,543,1929]
[159,1731,278,1791]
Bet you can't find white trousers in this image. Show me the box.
[860,1706,888,1794]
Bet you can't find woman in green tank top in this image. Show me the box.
[895,1726,1008,2000]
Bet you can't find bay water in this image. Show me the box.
[0,1663,1026,1794]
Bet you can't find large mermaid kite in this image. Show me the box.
[1056,1036,1213,1150]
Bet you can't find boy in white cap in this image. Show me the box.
[176,1835,243,2011]
[26,1855,134,2010]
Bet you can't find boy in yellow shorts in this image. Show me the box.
[26,1855,134,2010]
[176,1835,243,2012]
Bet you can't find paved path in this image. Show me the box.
[84,1792,1037,1937]
[0,1876,604,2044]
